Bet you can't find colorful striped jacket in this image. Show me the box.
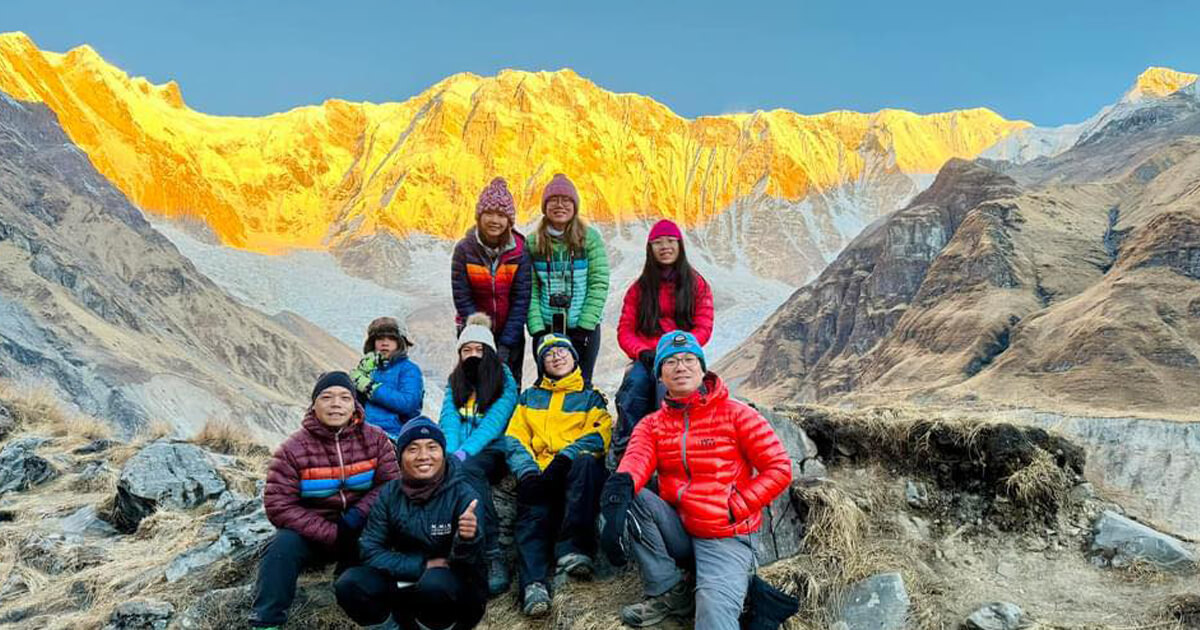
[504,367,613,479]
[263,405,400,545]
[451,229,533,349]
[527,225,610,334]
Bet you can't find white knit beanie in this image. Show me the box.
[457,312,497,352]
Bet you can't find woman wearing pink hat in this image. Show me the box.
[526,173,611,385]
[610,219,714,465]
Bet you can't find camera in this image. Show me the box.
[549,293,570,308]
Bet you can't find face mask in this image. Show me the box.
[463,355,482,382]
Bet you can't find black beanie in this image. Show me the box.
[311,371,356,402]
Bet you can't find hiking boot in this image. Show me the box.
[620,580,694,627]
[487,554,511,596]
[522,582,551,618]
[556,552,594,580]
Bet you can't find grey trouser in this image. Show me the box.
[626,489,755,630]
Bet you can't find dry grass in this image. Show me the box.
[1004,447,1071,510]
[191,418,270,459]
[135,419,174,443]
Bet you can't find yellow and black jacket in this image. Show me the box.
[503,367,612,479]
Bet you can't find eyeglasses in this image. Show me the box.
[545,347,573,359]
[546,197,574,208]
[661,355,700,370]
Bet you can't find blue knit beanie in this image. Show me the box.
[654,330,706,376]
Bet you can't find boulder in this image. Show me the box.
[964,602,1024,630]
[1090,510,1196,571]
[838,572,911,630]
[103,599,174,630]
[57,505,119,541]
[0,437,58,496]
[166,505,274,582]
[110,442,226,533]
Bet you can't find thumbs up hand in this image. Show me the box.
[458,499,479,540]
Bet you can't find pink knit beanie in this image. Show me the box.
[647,219,683,242]
[541,173,580,213]
[476,177,516,220]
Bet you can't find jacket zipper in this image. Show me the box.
[676,409,691,504]
[335,427,348,510]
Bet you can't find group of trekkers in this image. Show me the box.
[248,174,794,630]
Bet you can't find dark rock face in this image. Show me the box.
[0,437,58,496]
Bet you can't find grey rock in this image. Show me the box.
[838,572,911,630]
[103,599,174,630]
[111,442,226,533]
[0,401,13,440]
[17,532,108,574]
[73,438,116,455]
[57,505,118,541]
[801,458,829,480]
[0,437,58,496]
[1090,510,1196,571]
[1067,482,1095,504]
[905,481,929,509]
[964,602,1024,630]
[166,505,273,582]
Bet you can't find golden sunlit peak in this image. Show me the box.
[1129,66,1198,100]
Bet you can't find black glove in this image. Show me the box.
[335,519,361,559]
[497,345,511,364]
[542,454,572,491]
[599,472,634,566]
[637,349,657,373]
[516,473,549,505]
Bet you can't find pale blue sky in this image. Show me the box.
[5,0,1199,125]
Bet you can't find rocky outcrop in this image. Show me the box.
[0,437,57,495]
[110,442,227,533]
[1090,510,1197,571]
[837,573,911,630]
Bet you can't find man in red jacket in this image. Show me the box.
[599,331,792,630]
[250,372,401,629]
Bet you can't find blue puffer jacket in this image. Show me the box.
[440,365,519,457]
[364,353,424,439]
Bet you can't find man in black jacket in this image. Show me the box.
[335,417,487,630]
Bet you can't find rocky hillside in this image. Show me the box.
[721,68,1200,419]
[0,92,351,438]
[0,388,1194,630]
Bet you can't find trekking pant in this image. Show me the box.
[459,444,508,558]
[611,360,666,466]
[499,334,526,387]
[513,453,608,590]
[249,528,357,627]
[335,565,486,630]
[626,489,756,630]
[532,326,601,386]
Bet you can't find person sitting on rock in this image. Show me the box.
[250,371,401,630]
[612,219,713,467]
[440,312,519,596]
[451,177,533,382]
[350,316,424,441]
[503,334,613,617]
[335,417,488,630]
[598,331,792,630]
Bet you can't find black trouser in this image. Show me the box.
[611,360,666,467]
[335,565,486,630]
[532,326,601,385]
[499,334,525,386]
[250,528,356,627]
[459,445,508,558]
[513,454,608,591]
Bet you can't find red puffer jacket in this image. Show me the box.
[617,272,714,359]
[263,405,401,545]
[617,373,792,538]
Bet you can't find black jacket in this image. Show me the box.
[359,457,486,583]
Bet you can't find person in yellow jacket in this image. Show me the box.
[504,334,612,617]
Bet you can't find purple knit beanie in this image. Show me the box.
[476,177,516,221]
[541,173,580,213]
